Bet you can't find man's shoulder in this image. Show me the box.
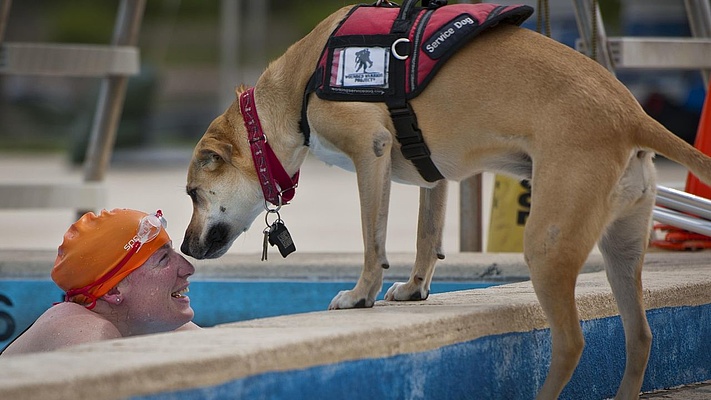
[38,303,122,341]
[2,303,121,356]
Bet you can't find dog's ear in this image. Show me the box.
[235,84,248,97]
[197,141,233,172]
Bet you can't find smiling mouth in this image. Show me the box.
[171,287,189,299]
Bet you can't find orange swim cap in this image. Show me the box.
[51,209,170,306]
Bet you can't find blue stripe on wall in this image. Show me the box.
[131,303,711,400]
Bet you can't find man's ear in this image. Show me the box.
[102,287,123,306]
[197,142,233,172]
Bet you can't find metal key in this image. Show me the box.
[261,226,270,261]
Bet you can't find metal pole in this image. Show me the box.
[572,0,614,72]
[457,0,483,252]
[83,0,146,182]
[219,0,240,111]
[0,0,11,113]
[656,185,711,221]
[0,0,11,44]
[459,174,483,252]
[653,207,711,237]
[684,0,711,88]
[246,0,267,68]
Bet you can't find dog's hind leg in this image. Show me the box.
[598,153,655,400]
[329,129,393,309]
[385,180,448,301]
[598,212,653,400]
[524,158,620,399]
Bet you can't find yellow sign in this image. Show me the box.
[487,175,531,252]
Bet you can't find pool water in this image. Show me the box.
[0,279,499,350]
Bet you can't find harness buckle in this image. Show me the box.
[389,104,431,160]
[389,104,421,142]
[400,142,432,160]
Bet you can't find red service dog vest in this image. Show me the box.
[301,1,533,181]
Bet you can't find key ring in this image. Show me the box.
[264,208,282,229]
[263,193,282,214]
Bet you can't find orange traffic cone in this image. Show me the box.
[685,80,711,199]
[652,79,711,251]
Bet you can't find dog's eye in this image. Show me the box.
[187,188,198,203]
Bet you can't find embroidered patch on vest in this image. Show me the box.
[331,46,390,89]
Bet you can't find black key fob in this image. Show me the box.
[268,221,296,258]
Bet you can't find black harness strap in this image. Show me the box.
[392,0,418,33]
[301,0,451,182]
[386,1,444,182]
[387,99,443,182]
[300,71,319,147]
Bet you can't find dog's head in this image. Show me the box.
[181,104,263,259]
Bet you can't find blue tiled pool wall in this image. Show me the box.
[131,304,711,400]
[0,279,496,349]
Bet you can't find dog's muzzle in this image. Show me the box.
[181,222,232,259]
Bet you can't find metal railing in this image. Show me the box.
[655,186,711,237]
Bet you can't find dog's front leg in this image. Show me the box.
[329,130,392,309]
[385,180,447,301]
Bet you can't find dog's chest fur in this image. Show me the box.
[308,130,356,172]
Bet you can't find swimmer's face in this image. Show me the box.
[116,242,195,334]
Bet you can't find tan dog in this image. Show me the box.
[181,5,711,399]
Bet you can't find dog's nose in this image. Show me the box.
[180,238,195,258]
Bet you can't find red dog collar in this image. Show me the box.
[240,87,299,206]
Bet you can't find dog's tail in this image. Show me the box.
[635,116,711,187]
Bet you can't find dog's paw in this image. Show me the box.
[328,290,375,310]
[384,282,429,301]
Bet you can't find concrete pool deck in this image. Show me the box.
[1,250,710,399]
